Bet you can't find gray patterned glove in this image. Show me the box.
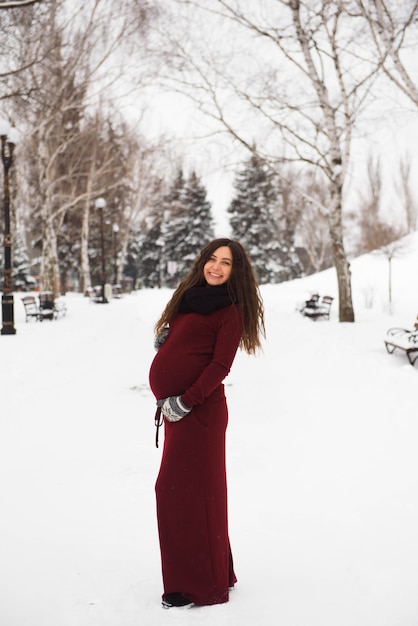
[154,327,170,351]
[158,396,191,422]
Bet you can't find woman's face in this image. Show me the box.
[203,246,233,286]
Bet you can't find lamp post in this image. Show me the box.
[95,197,108,303]
[112,223,119,285]
[0,119,18,335]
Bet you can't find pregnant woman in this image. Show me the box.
[149,238,265,609]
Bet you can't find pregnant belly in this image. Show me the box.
[149,350,206,400]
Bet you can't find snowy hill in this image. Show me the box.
[1,233,417,626]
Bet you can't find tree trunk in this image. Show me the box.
[288,0,355,321]
[328,182,355,322]
[80,198,91,295]
[40,215,60,298]
[38,138,61,298]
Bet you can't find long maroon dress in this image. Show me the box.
[149,304,243,606]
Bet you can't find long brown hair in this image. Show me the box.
[155,238,265,354]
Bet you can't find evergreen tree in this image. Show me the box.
[159,170,214,288]
[182,170,215,258]
[127,170,215,289]
[13,228,36,291]
[131,220,163,288]
[228,155,302,283]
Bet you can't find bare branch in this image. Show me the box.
[355,0,418,106]
[0,0,43,8]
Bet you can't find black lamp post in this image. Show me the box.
[0,119,18,335]
[95,197,108,303]
[112,223,119,285]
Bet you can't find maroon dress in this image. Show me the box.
[149,304,243,606]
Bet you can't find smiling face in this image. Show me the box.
[203,246,233,286]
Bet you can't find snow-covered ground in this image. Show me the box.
[1,234,417,626]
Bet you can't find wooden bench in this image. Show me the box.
[21,296,54,322]
[112,284,123,298]
[301,295,334,320]
[21,294,67,322]
[39,291,67,319]
[298,293,320,312]
[86,286,102,302]
[87,284,112,303]
[384,318,418,366]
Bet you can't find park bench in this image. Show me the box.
[297,293,319,311]
[112,284,123,298]
[87,284,113,303]
[300,295,334,320]
[38,291,67,318]
[21,295,54,322]
[384,317,418,366]
[87,286,102,302]
[21,293,67,322]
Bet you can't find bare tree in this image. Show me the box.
[354,0,418,107]
[75,113,129,295]
[356,154,383,254]
[396,154,417,233]
[295,170,333,274]
[6,0,160,295]
[117,134,174,285]
[354,153,408,311]
[159,0,387,320]
[0,3,57,104]
[373,227,409,314]
[356,153,410,253]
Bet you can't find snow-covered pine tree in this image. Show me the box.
[159,170,214,288]
[228,154,302,283]
[131,220,164,288]
[182,169,215,258]
[13,228,36,291]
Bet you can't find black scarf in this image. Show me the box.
[179,284,235,315]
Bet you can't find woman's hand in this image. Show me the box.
[158,396,191,422]
[154,327,170,351]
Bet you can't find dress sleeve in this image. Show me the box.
[181,306,243,408]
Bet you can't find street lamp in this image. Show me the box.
[112,223,119,285]
[0,119,18,335]
[95,197,108,303]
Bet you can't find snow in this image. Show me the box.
[1,233,418,626]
